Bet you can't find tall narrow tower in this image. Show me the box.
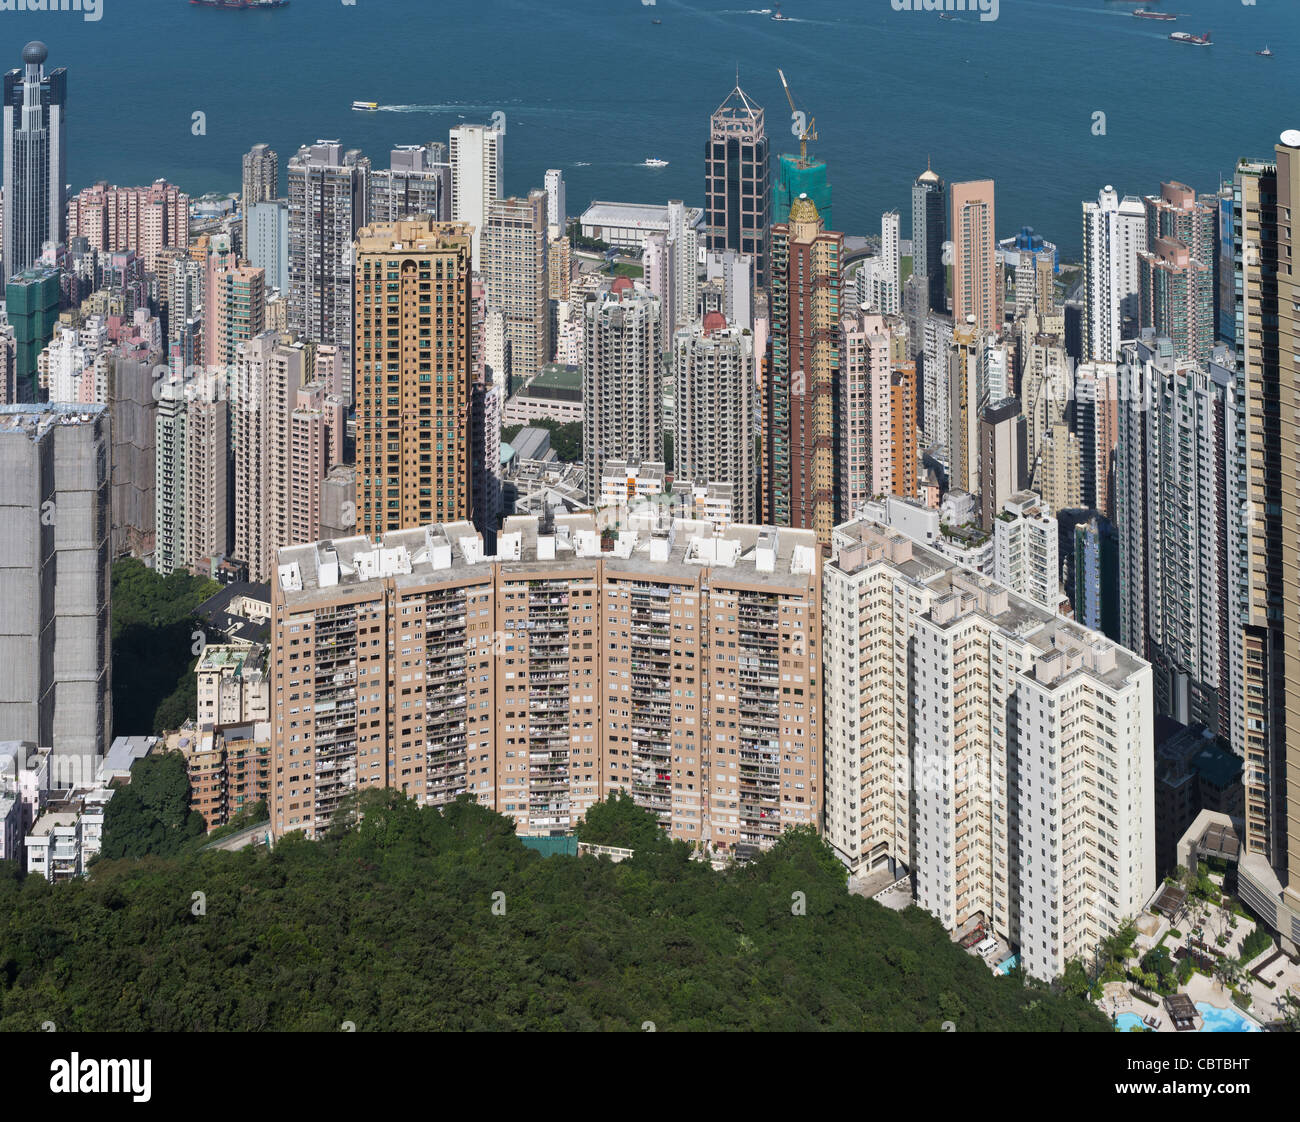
[950,180,998,334]
[3,43,67,279]
[705,83,769,286]
[912,161,945,314]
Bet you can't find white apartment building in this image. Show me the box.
[449,123,503,270]
[823,518,1154,982]
[993,491,1060,612]
[1082,185,1147,362]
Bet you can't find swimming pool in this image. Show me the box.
[1196,1002,1261,1032]
[1114,1012,1148,1031]
[994,954,1019,975]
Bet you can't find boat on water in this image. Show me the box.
[1170,30,1211,45]
[939,12,956,19]
[642,158,669,168]
[352,101,379,111]
[190,0,290,8]
[651,17,661,24]
[1133,9,1175,20]
[1257,45,1273,56]
[771,3,792,20]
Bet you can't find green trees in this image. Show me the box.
[0,793,1109,1032]
[111,559,220,734]
[576,791,672,852]
[97,753,206,860]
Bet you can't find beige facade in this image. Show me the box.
[270,516,821,850]
[485,191,550,383]
[354,219,474,537]
[951,180,999,334]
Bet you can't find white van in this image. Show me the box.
[975,937,998,957]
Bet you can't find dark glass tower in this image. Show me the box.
[3,42,67,280]
[912,161,945,314]
[705,84,769,287]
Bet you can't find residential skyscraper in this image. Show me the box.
[369,143,450,225]
[979,397,1026,532]
[704,83,769,286]
[287,140,370,392]
[449,123,503,271]
[2,43,66,280]
[270,515,821,846]
[1082,185,1147,361]
[767,195,842,541]
[583,279,662,501]
[543,168,566,231]
[485,190,550,383]
[673,313,755,523]
[67,180,189,272]
[950,180,998,334]
[1116,331,1232,738]
[912,161,945,314]
[839,308,894,512]
[823,517,1154,982]
[947,319,981,495]
[241,144,278,256]
[0,404,111,775]
[247,199,289,293]
[354,219,475,537]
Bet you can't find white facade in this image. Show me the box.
[824,519,1155,982]
[544,168,566,230]
[1082,186,1147,362]
[449,123,503,271]
[993,491,1059,611]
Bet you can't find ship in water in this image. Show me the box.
[352,101,379,111]
[1169,30,1211,46]
[191,0,290,8]
[642,158,669,168]
[1133,9,1176,20]
[1257,45,1273,57]
[771,3,792,20]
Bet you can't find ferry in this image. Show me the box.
[1133,9,1175,20]
[642,158,669,168]
[190,0,290,8]
[1169,30,1211,45]
[352,101,379,111]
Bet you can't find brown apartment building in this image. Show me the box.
[270,515,822,852]
[354,218,474,538]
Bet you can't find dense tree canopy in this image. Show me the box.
[97,753,207,860]
[111,559,220,735]
[0,792,1109,1031]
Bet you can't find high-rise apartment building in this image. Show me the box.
[979,397,1026,532]
[947,319,981,495]
[991,491,1057,610]
[673,313,755,524]
[1116,332,1232,738]
[233,332,312,582]
[1139,180,1216,366]
[921,312,953,450]
[704,84,769,286]
[211,266,266,369]
[448,123,503,271]
[241,144,279,256]
[543,168,566,232]
[287,141,370,391]
[484,190,549,383]
[247,199,289,294]
[2,43,66,280]
[839,308,894,512]
[369,143,450,225]
[767,195,842,540]
[270,515,820,847]
[823,517,1154,982]
[912,161,945,314]
[888,362,918,500]
[67,180,189,272]
[950,180,998,334]
[1082,185,1147,361]
[1073,362,1120,519]
[6,266,59,401]
[583,280,662,502]
[354,219,475,537]
[0,405,111,776]
[1226,135,1300,944]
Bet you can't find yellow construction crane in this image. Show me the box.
[777,68,817,164]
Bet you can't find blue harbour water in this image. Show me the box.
[7,0,1298,257]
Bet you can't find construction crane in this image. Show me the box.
[777,68,817,165]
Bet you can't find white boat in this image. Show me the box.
[642,158,669,168]
[352,100,379,111]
